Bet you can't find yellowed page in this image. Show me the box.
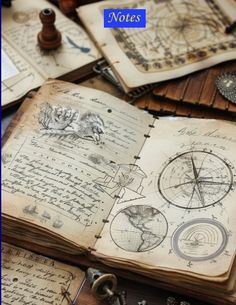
[78,0,236,91]
[2,0,100,105]
[2,242,84,305]
[2,38,44,107]
[95,118,236,278]
[2,79,153,249]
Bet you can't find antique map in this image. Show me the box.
[79,0,236,90]
[112,0,236,73]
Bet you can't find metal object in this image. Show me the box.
[166,297,178,305]
[86,268,117,300]
[117,291,128,305]
[93,59,156,104]
[86,268,129,305]
[138,300,148,305]
[216,71,236,104]
[225,20,236,34]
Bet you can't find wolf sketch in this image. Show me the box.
[38,103,105,143]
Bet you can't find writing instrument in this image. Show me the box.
[61,286,74,305]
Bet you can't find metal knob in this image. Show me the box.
[86,268,117,300]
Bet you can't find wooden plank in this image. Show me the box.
[152,81,169,97]
[213,91,229,111]
[228,101,236,114]
[183,69,209,104]
[148,96,162,112]
[152,60,236,114]
[175,103,192,116]
[198,66,219,107]
[161,76,190,101]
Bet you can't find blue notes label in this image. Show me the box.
[104,9,146,28]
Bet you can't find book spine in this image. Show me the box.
[2,91,36,147]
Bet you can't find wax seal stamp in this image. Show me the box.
[216,71,236,104]
[37,8,62,50]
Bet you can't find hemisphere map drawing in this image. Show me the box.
[158,150,233,209]
[110,205,168,252]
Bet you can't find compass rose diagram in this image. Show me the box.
[158,151,234,209]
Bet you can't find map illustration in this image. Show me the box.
[110,205,168,252]
[172,218,228,261]
[112,0,236,72]
[158,150,233,209]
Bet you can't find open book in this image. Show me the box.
[2,0,100,108]
[2,242,84,304]
[2,80,236,305]
[78,0,236,93]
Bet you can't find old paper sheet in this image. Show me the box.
[95,118,236,278]
[2,80,152,249]
[1,49,19,81]
[2,242,84,305]
[2,0,100,106]
[79,0,236,91]
[1,39,44,107]
[1,243,84,305]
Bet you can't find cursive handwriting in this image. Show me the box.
[2,243,75,305]
[176,127,236,143]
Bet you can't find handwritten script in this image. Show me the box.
[2,243,82,305]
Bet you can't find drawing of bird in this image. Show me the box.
[38,103,105,144]
[38,103,76,130]
[69,112,105,143]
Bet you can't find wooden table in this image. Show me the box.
[78,272,206,305]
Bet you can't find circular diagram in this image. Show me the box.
[158,151,233,209]
[110,205,168,252]
[172,219,228,261]
[156,3,215,49]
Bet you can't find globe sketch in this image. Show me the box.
[110,205,168,252]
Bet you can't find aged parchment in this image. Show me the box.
[95,119,236,281]
[2,80,153,249]
[2,242,84,305]
[2,0,100,106]
[79,0,236,91]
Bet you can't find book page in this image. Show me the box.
[78,0,236,91]
[95,118,236,278]
[2,0,100,106]
[2,80,153,249]
[2,49,19,81]
[2,38,44,107]
[2,242,84,305]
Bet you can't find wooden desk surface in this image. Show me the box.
[78,274,206,305]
